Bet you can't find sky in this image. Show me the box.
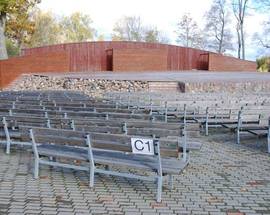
[38,0,269,60]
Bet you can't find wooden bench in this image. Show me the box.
[198,107,264,136]
[1,114,201,154]
[0,117,31,154]
[1,107,167,122]
[28,127,189,202]
[236,118,270,153]
[198,107,238,135]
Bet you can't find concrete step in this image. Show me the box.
[148,81,185,92]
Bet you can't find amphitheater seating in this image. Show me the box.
[1,90,270,202]
[0,91,194,202]
[106,91,270,153]
[198,107,262,136]
[2,115,198,156]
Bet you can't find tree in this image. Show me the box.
[254,0,270,11]
[0,0,40,59]
[112,16,168,43]
[253,20,270,50]
[59,12,96,43]
[6,38,19,57]
[27,10,61,48]
[0,0,13,59]
[254,0,270,50]
[97,34,105,41]
[27,11,97,47]
[232,0,249,59]
[261,0,270,6]
[175,14,203,48]
[112,16,144,41]
[5,0,39,49]
[204,0,234,54]
[257,56,270,72]
[144,26,170,43]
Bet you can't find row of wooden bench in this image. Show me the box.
[28,126,188,202]
[0,119,190,202]
[106,92,270,110]
[0,91,198,202]
[1,115,201,154]
[3,91,270,122]
[198,108,270,153]
[106,92,270,153]
[1,98,269,152]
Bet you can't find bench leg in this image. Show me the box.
[267,134,270,153]
[49,157,56,169]
[169,175,173,190]
[156,176,163,202]
[236,129,240,144]
[205,123,209,136]
[6,140,10,154]
[89,167,95,187]
[34,158,39,179]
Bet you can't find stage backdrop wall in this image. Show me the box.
[208,53,257,72]
[0,41,257,89]
[21,41,210,71]
[0,52,69,88]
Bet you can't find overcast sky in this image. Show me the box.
[39,0,268,60]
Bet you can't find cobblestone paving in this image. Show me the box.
[0,132,269,215]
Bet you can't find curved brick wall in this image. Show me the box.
[0,41,257,89]
[0,52,69,89]
[21,41,210,71]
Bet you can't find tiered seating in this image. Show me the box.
[2,90,269,202]
[106,92,270,153]
[0,91,197,202]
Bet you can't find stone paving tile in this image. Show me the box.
[0,130,270,215]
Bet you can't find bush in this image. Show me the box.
[6,39,20,57]
[257,56,270,72]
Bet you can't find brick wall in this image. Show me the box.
[208,53,257,72]
[113,48,168,71]
[22,42,208,71]
[0,42,260,89]
[0,52,70,89]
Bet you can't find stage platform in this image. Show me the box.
[35,71,270,93]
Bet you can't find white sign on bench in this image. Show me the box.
[131,138,154,155]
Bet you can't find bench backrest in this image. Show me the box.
[2,115,183,138]
[20,126,184,158]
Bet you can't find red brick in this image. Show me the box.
[208,53,256,72]
[113,48,168,71]
[0,52,69,89]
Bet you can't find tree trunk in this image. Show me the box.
[0,13,8,60]
[236,25,241,59]
[241,26,246,60]
[218,38,223,54]
[219,21,225,54]
[240,22,245,60]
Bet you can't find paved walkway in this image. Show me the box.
[0,132,270,215]
[35,71,270,83]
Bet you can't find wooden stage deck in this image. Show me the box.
[36,71,270,83]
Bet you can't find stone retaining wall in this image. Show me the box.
[184,81,270,93]
[8,75,270,95]
[9,75,148,97]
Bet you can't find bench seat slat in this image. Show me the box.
[246,130,268,136]
[37,144,187,174]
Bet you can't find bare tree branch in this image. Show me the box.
[204,0,234,54]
